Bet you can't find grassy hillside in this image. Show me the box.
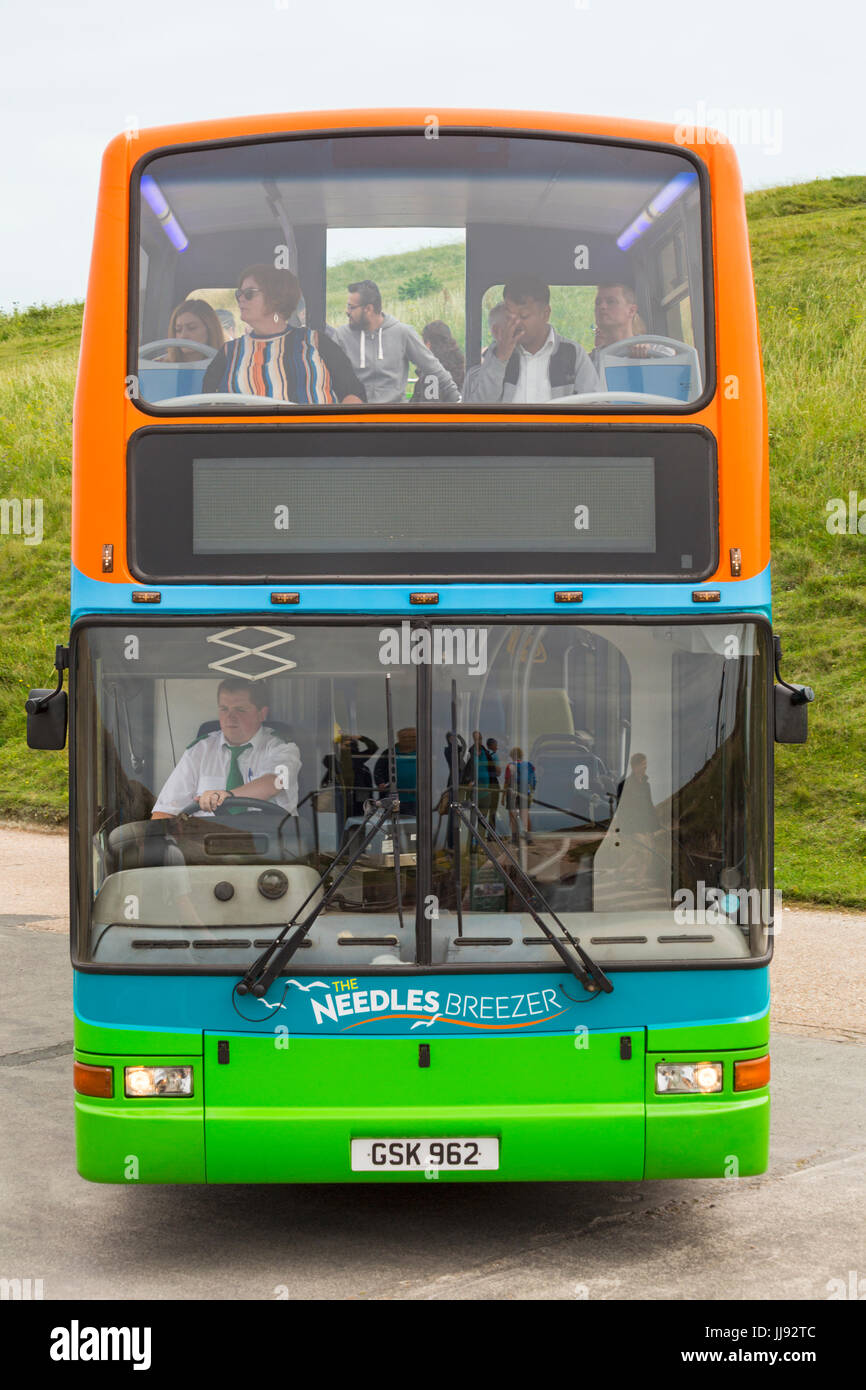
[746,176,866,906]
[0,177,863,905]
[326,241,468,345]
[322,240,597,350]
[0,314,75,820]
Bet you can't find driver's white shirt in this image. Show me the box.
[511,327,555,403]
[152,725,301,816]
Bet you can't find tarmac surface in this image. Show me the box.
[1,825,864,1300]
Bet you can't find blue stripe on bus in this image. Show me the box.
[74,966,770,1040]
[71,563,772,621]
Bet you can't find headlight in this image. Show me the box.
[124,1065,194,1098]
[655,1061,722,1094]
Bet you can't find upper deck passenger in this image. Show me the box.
[466,274,599,403]
[589,283,650,370]
[159,299,225,361]
[333,280,460,403]
[410,320,465,401]
[202,266,365,404]
[462,301,509,402]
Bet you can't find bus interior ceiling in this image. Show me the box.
[93,625,726,825]
[138,159,703,361]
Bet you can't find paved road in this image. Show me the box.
[1,829,865,1300]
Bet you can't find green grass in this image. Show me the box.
[326,241,468,347]
[324,242,598,351]
[0,180,863,906]
[748,180,866,906]
[0,300,84,366]
[0,315,75,822]
[746,174,866,222]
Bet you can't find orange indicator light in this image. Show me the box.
[74,1061,114,1098]
[734,1054,770,1091]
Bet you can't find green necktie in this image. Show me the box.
[225,742,253,792]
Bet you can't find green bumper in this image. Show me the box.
[74,1023,770,1184]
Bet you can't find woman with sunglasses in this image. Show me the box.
[202,265,365,404]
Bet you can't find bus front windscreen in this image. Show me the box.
[134,131,707,412]
[73,619,770,972]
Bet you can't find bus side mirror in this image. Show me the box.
[774,684,811,744]
[773,635,813,744]
[25,688,68,750]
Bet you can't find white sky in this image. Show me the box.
[1,0,858,311]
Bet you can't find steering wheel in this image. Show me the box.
[178,797,289,821]
[138,339,218,361]
[553,390,687,407]
[178,796,307,861]
[594,334,702,400]
[161,392,297,407]
[599,333,692,359]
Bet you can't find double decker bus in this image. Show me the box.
[27,109,812,1183]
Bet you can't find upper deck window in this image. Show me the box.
[133,131,709,414]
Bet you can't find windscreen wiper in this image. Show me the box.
[383,672,405,932]
[238,794,396,997]
[449,683,464,938]
[450,796,612,993]
[238,674,405,997]
[447,680,609,992]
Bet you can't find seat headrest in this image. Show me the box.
[190,718,293,746]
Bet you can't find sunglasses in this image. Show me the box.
[235,287,262,302]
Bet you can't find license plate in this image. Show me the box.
[351,1137,499,1171]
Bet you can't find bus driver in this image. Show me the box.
[151,677,301,819]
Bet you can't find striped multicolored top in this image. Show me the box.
[203,327,362,403]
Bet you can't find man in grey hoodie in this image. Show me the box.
[334,280,460,403]
[465,273,600,404]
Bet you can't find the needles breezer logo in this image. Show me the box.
[275,976,568,1031]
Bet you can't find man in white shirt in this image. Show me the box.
[151,678,301,818]
[466,273,599,403]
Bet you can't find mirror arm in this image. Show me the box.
[25,644,69,714]
[773,634,814,705]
